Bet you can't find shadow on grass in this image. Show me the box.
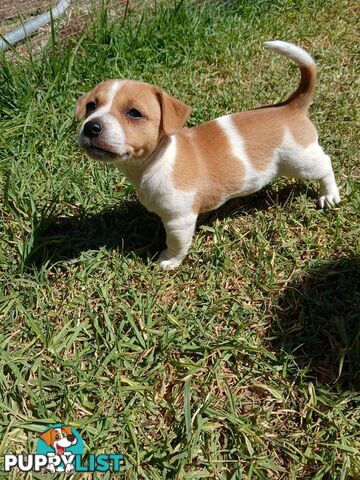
[271,257,360,389]
[26,200,165,267]
[201,181,316,224]
[26,181,314,268]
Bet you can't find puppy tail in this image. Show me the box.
[264,40,316,110]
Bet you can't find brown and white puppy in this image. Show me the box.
[39,425,77,473]
[76,41,340,269]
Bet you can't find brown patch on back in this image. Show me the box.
[173,120,246,214]
[232,108,284,170]
[172,131,201,190]
[233,105,317,169]
[288,111,318,146]
[173,104,318,213]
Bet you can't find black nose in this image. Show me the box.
[83,120,103,138]
[67,434,76,442]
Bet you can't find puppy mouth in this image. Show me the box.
[85,144,118,160]
[56,445,65,455]
[79,136,129,162]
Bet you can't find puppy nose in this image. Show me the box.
[67,434,75,442]
[83,120,103,138]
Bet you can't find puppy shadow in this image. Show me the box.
[27,181,314,268]
[271,257,360,389]
[199,181,316,225]
[26,200,165,268]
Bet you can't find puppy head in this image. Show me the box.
[76,79,191,163]
[39,426,77,453]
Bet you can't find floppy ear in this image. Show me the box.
[39,429,56,446]
[75,92,91,121]
[156,89,192,136]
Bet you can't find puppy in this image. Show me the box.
[76,41,340,270]
[39,425,77,472]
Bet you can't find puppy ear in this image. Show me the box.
[39,429,56,446]
[156,88,192,136]
[75,92,90,121]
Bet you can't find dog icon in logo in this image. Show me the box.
[38,425,79,473]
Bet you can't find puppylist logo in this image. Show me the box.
[4,424,124,473]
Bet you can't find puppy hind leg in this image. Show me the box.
[318,163,340,208]
[284,147,340,208]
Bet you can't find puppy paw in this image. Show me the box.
[158,250,182,270]
[318,193,340,209]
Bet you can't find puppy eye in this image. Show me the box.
[126,108,143,119]
[86,102,96,113]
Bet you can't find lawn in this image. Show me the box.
[0,0,359,478]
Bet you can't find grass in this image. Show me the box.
[0,0,359,478]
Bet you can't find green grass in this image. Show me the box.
[0,0,359,478]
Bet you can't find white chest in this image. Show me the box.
[137,137,196,219]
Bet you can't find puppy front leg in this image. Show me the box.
[158,214,197,270]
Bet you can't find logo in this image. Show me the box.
[4,424,124,473]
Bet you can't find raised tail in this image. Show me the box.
[264,40,316,110]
